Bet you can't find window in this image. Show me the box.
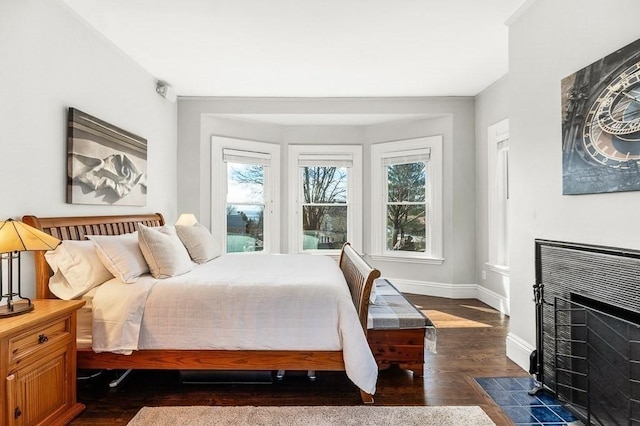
[487,119,509,271]
[288,145,362,254]
[371,136,443,262]
[385,157,427,253]
[224,150,267,253]
[211,137,280,254]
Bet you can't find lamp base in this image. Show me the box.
[0,301,34,317]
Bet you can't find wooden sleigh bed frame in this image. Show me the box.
[22,213,381,403]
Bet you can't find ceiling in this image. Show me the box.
[60,0,528,99]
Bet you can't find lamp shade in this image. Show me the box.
[0,219,61,253]
[175,213,198,226]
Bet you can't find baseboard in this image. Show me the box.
[389,278,510,315]
[506,332,535,373]
[476,286,510,316]
[390,278,477,299]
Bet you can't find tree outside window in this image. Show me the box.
[226,163,264,252]
[301,166,348,250]
[386,162,427,252]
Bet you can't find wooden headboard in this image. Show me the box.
[22,213,164,300]
[21,213,379,337]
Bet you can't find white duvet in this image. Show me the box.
[91,254,378,394]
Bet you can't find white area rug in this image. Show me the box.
[127,405,495,425]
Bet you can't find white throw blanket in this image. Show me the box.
[91,254,378,394]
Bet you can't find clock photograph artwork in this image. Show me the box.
[562,37,640,195]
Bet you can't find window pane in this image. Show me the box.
[227,163,264,204]
[387,162,426,202]
[302,166,347,203]
[302,205,347,250]
[227,204,264,252]
[386,205,426,252]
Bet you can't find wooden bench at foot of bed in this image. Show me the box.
[368,329,427,377]
[367,279,436,377]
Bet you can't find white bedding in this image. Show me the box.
[91,254,378,394]
[77,286,98,349]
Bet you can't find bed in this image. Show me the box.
[22,213,381,403]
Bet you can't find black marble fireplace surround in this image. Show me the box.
[533,239,640,425]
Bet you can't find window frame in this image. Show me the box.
[287,145,363,255]
[487,119,510,274]
[370,136,443,263]
[211,136,280,254]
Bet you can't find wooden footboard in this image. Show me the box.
[339,242,380,333]
[23,214,380,403]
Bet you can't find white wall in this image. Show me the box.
[177,97,477,290]
[0,0,178,299]
[475,75,510,313]
[10,0,640,374]
[506,0,640,370]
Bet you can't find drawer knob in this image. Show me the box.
[14,407,22,419]
[38,334,49,344]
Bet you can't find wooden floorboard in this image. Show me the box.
[70,295,527,425]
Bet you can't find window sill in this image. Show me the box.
[486,263,510,276]
[367,254,444,265]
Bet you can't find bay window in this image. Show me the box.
[211,137,280,254]
[371,136,443,262]
[288,145,362,254]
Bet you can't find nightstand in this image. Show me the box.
[1,299,85,426]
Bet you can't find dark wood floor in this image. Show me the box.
[70,295,527,425]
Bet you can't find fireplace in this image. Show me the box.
[533,239,640,425]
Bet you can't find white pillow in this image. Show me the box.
[44,240,113,300]
[138,224,194,278]
[87,232,149,283]
[175,223,221,264]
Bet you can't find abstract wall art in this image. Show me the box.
[66,108,147,206]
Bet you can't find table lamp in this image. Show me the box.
[175,213,198,226]
[0,219,61,317]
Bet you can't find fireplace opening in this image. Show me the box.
[554,294,640,425]
[571,292,640,326]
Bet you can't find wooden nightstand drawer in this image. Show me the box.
[8,315,71,366]
[1,300,85,426]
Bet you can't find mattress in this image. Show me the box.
[86,254,378,394]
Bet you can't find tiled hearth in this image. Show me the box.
[475,377,580,425]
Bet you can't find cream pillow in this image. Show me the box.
[138,224,194,278]
[87,232,149,283]
[45,240,113,299]
[175,223,221,264]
